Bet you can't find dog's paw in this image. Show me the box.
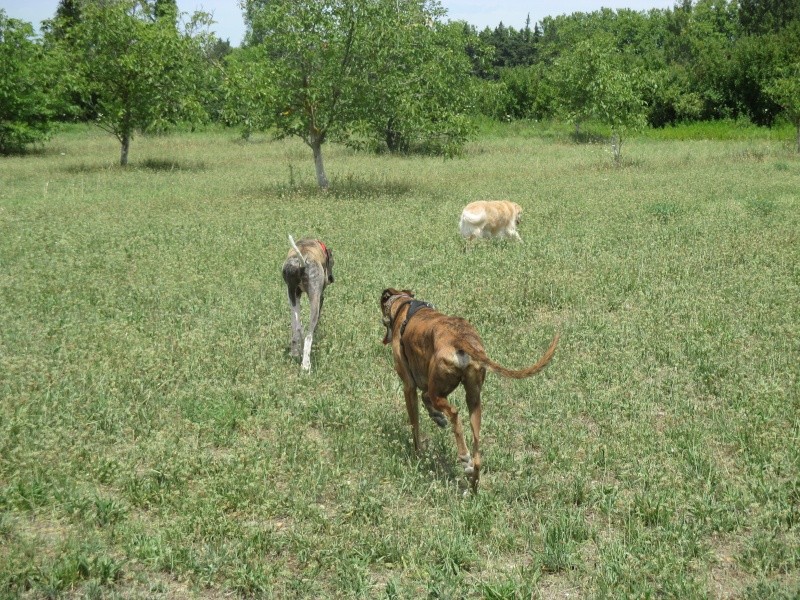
[428,410,448,429]
[459,453,474,476]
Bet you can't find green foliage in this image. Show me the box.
[54,0,213,165]
[219,46,276,140]
[476,18,541,69]
[0,11,57,154]
[489,65,554,121]
[473,1,800,130]
[738,0,800,35]
[765,62,800,151]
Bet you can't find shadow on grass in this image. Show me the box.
[64,159,207,174]
[569,130,607,145]
[139,159,207,172]
[379,416,463,487]
[0,145,51,158]
[256,174,415,201]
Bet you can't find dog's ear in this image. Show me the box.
[381,289,395,306]
[402,289,415,298]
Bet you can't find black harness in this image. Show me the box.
[398,300,434,337]
[391,299,433,389]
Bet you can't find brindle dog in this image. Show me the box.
[380,288,559,493]
[282,236,334,371]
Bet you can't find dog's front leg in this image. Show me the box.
[403,382,421,452]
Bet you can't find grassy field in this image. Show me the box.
[1,124,798,599]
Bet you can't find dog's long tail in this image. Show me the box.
[288,235,307,268]
[477,333,560,379]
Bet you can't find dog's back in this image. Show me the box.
[401,306,557,384]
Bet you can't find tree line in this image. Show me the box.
[1,0,799,182]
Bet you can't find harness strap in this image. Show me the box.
[399,300,434,337]
[394,299,433,390]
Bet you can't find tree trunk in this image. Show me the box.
[311,136,329,189]
[611,132,622,165]
[385,117,407,153]
[120,134,130,167]
[796,120,800,153]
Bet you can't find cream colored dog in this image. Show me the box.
[459,200,523,242]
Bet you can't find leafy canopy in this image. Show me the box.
[0,10,58,153]
[766,62,800,151]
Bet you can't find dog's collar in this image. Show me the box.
[384,294,410,325]
[399,300,434,337]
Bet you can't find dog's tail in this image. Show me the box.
[459,209,485,226]
[477,333,560,379]
[288,235,307,268]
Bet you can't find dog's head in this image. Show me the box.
[513,202,523,226]
[380,287,414,345]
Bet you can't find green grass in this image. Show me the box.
[640,118,795,143]
[1,123,799,598]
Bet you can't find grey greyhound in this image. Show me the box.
[281,235,335,371]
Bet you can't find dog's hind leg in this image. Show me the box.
[301,285,323,371]
[428,392,472,481]
[422,392,448,428]
[463,371,485,493]
[287,287,303,358]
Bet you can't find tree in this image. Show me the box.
[739,0,800,35]
[57,0,212,166]
[766,62,800,152]
[0,11,57,153]
[553,37,647,164]
[356,20,478,156]
[238,0,472,188]
[44,0,82,40]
